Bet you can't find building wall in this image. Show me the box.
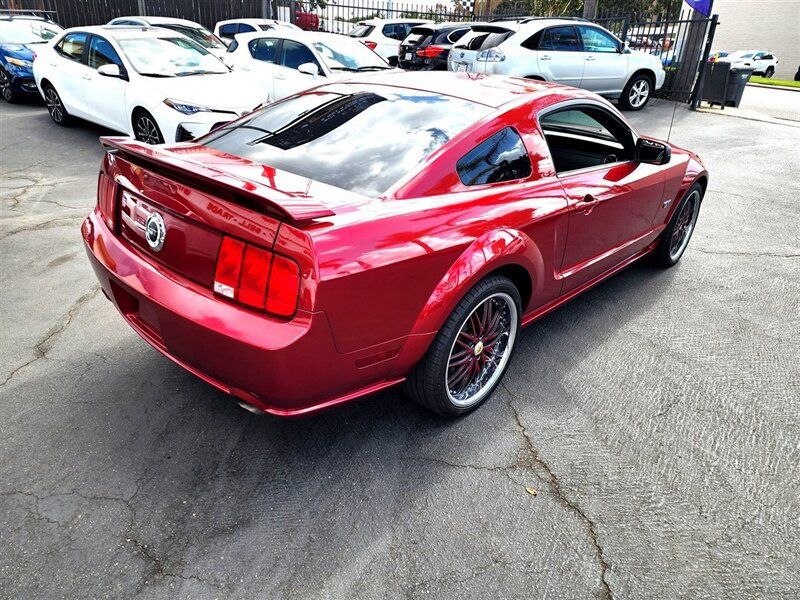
[711,0,800,79]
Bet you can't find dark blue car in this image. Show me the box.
[0,14,62,103]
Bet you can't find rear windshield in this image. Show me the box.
[405,26,434,45]
[456,27,513,51]
[349,24,374,38]
[200,85,491,196]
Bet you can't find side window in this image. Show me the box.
[219,23,238,37]
[538,26,580,52]
[521,30,543,51]
[382,24,406,41]
[238,23,256,33]
[87,35,123,69]
[456,127,532,186]
[249,38,279,63]
[762,54,773,60]
[577,26,619,53]
[280,40,317,70]
[227,39,238,53]
[56,32,88,62]
[540,106,635,174]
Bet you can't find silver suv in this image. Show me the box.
[449,18,666,110]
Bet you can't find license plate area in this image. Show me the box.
[455,62,469,72]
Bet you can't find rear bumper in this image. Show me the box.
[82,209,405,416]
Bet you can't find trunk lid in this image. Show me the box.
[101,137,341,288]
[449,25,516,73]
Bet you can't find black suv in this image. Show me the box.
[398,22,475,71]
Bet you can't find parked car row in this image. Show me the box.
[350,17,666,111]
[1,12,667,146]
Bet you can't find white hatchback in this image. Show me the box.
[449,18,665,110]
[33,26,269,143]
[224,29,391,102]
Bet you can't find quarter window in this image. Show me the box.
[538,26,580,52]
[88,35,123,69]
[249,37,279,62]
[56,32,87,62]
[456,127,532,186]
[577,26,619,53]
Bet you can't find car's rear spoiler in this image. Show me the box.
[100,137,336,222]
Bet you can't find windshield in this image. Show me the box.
[312,38,388,70]
[200,85,491,196]
[0,19,63,44]
[117,36,228,76]
[159,24,226,50]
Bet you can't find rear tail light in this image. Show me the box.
[97,172,117,230]
[363,40,377,51]
[416,45,446,58]
[213,236,300,317]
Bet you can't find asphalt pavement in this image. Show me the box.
[1,96,798,599]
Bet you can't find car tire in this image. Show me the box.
[619,72,653,111]
[42,83,71,126]
[0,68,19,103]
[653,182,703,267]
[132,109,164,145]
[405,275,522,417]
[764,66,775,78]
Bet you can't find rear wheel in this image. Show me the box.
[0,68,19,103]
[133,109,164,145]
[43,83,70,126]
[619,73,652,111]
[764,66,775,78]
[405,275,521,417]
[653,182,703,267]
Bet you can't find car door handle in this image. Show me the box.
[275,73,286,80]
[540,55,551,61]
[574,195,601,213]
[81,74,92,80]
[585,56,596,61]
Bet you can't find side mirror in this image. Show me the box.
[636,138,671,165]
[298,62,319,77]
[97,64,124,79]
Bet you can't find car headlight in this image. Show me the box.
[476,48,505,62]
[6,57,33,69]
[163,98,212,115]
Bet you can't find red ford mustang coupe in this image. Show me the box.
[83,72,707,417]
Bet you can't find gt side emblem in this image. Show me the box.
[460,52,464,58]
[145,212,166,252]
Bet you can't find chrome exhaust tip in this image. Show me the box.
[237,401,265,415]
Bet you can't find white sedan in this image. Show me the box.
[33,26,269,143]
[720,50,779,78]
[224,30,391,102]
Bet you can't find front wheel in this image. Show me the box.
[619,73,652,111]
[653,182,703,267]
[405,275,521,417]
[133,109,164,145]
[0,68,19,103]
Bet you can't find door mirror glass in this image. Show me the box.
[97,63,122,78]
[298,62,319,76]
[636,138,671,165]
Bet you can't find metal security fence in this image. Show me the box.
[1,0,716,103]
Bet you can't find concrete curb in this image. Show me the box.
[746,82,800,93]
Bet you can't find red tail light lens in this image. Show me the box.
[416,45,446,58]
[238,245,271,308]
[266,254,301,317]
[213,236,300,317]
[97,172,117,230]
[363,40,377,50]
[213,237,245,299]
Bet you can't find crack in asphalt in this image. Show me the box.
[0,286,100,387]
[0,214,85,240]
[1,174,82,212]
[501,382,614,600]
